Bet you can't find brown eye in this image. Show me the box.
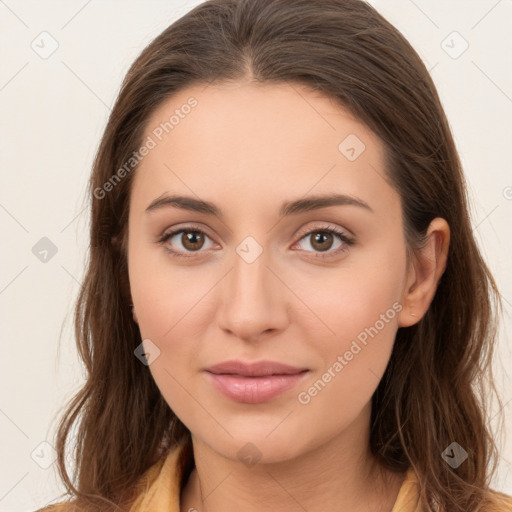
[158,227,216,257]
[294,225,354,259]
[181,231,205,251]
[310,231,335,252]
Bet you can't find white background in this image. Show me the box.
[0,0,511,510]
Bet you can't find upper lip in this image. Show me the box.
[204,360,309,377]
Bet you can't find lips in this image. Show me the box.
[204,360,310,403]
[204,359,309,377]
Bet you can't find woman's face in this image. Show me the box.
[127,81,414,463]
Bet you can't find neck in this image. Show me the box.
[180,404,405,512]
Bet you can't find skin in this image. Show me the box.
[127,80,450,512]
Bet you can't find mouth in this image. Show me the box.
[204,359,309,377]
[204,360,310,403]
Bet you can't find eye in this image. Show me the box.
[157,226,216,258]
[157,223,355,260]
[292,224,354,259]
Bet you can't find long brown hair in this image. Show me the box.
[39,0,510,510]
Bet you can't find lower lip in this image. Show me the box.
[205,371,309,404]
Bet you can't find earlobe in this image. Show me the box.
[397,217,450,328]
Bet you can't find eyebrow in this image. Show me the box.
[145,193,374,217]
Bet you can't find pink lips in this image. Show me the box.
[204,360,310,404]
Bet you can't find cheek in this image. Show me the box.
[291,245,405,407]
[291,245,406,344]
[131,270,203,340]
[128,253,212,427]
[128,246,222,397]
[128,226,213,341]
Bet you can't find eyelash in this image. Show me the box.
[157,224,355,260]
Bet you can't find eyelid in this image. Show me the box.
[159,223,216,241]
[157,223,219,255]
[293,222,352,241]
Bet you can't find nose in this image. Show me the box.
[215,245,289,343]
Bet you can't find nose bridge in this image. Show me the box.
[216,236,288,340]
[231,243,271,301]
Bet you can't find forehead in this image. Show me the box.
[131,81,397,216]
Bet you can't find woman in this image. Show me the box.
[37,0,512,511]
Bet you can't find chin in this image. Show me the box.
[193,425,316,467]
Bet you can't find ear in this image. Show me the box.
[397,217,450,327]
